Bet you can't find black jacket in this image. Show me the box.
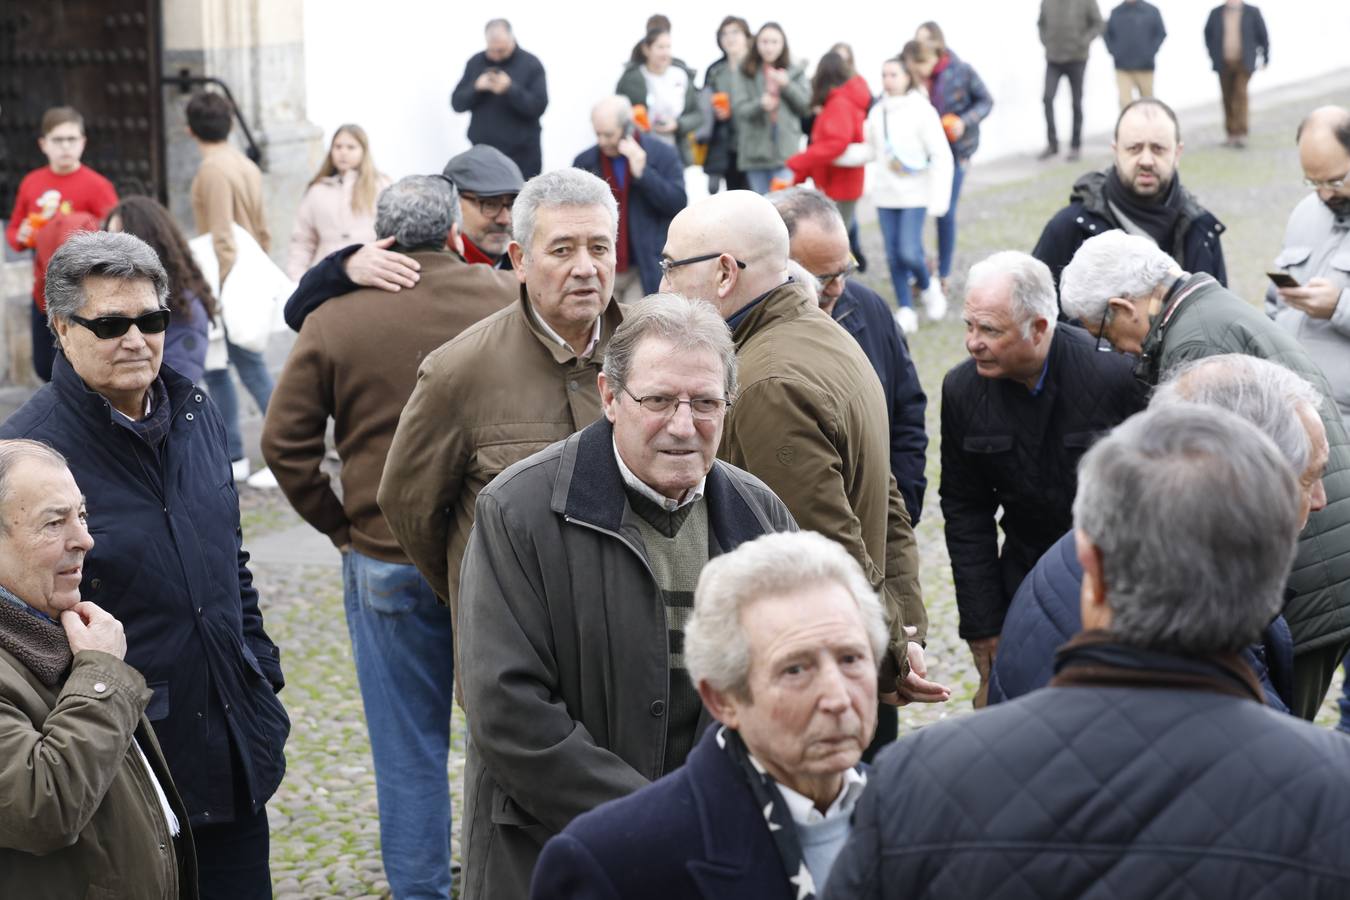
[451,46,549,177]
[1032,168,1227,294]
[1204,3,1269,74]
[573,135,687,294]
[831,280,928,524]
[939,325,1143,639]
[530,726,801,900]
[0,356,290,826]
[825,646,1350,900]
[1104,0,1166,70]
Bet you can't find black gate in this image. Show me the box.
[0,2,163,216]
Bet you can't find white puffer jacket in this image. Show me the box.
[863,91,954,214]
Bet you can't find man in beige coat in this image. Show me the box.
[377,168,622,645]
[0,439,195,899]
[658,190,946,715]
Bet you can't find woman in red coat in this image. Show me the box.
[786,52,872,226]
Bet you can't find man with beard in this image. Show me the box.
[1032,98,1226,295]
[1267,105,1350,733]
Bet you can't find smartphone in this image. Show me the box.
[623,123,636,140]
[1268,271,1301,289]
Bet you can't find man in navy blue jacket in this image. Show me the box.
[450,19,548,177]
[573,96,687,302]
[1104,0,1166,108]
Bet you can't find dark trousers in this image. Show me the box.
[30,302,55,382]
[1218,62,1251,137]
[863,701,898,764]
[195,802,272,900]
[1043,59,1087,150]
[1290,637,1350,721]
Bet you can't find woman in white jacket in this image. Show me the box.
[285,124,391,280]
[865,44,954,333]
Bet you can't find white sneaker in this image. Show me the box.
[894,305,919,335]
[245,466,279,490]
[922,282,948,321]
[231,457,251,482]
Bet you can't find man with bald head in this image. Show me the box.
[660,190,947,716]
[575,95,687,303]
[1267,105,1350,730]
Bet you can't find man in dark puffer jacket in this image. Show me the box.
[940,251,1143,706]
[990,354,1327,710]
[827,405,1350,900]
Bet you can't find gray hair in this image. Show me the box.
[1073,404,1301,655]
[374,175,459,251]
[767,186,845,238]
[593,95,635,131]
[44,231,169,336]
[511,168,618,256]
[1059,231,1177,324]
[1152,354,1324,477]
[0,440,68,534]
[685,530,889,698]
[784,260,820,305]
[967,251,1058,337]
[603,294,737,398]
[485,18,512,34]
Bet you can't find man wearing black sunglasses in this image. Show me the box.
[1,231,290,900]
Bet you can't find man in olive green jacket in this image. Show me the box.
[660,190,948,707]
[1062,230,1350,718]
[0,440,195,899]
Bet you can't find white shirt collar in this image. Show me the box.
[113,391,154,422]
[612,439,705,511]
[531,304,603,358]
[750,752,868,826]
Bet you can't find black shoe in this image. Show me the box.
[1036,146,1058,161]
[1066,147,1082,162]
[854,249,868,274]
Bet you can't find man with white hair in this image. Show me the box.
[659,189,943,712]
[455,296,794,900]
[989,354,1330,709]
[574,95,687,302]
[1060,229,1350,718]
[827,405,1350,899]
[532,530,884,900]
[941,250,1142,707]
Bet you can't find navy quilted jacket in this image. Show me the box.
[939,325,1144,640]
[0,355,289,826]
[826,667,1350,899]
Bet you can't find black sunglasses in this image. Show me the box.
[69,308,171,340]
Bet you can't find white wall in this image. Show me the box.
[304,0,1350,181]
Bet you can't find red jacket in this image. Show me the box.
[786,75,872,201]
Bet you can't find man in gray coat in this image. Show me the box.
[456,295,796,900]
[1062,230,1350,718]
[1039,0,1105,161]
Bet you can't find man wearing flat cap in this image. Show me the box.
[283,144,525,330]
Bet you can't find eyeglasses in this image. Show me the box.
[621,386,731,420]
[1303,172,1349,191]
[68,308,171,340]
[814,258,858,292]
[460,192,517,217]
[657,253,748,277]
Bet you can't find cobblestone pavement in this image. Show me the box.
[242,79,1349,897]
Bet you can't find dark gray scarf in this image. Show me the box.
[0,586,73,687]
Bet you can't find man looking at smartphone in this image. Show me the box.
[451,19,549,178]
[1268,106,1350,423]
[573,96,688,303]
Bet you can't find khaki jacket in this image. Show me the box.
[378,287,624,624]
[720,281,925,649]
[263,249,515,561]
[0,647,196,899]
[190,142,270,284]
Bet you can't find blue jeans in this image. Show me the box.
[935,160,968,279]
[343,550,456,899]
[745,167,792,195]
[203,340,274,461]
[877,207,930,307]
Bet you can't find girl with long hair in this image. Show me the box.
[702,15,752,193]
[285,124,390,280]
[786,51,872,227]
[616,27,702,165]
[104,195,218,382]
[728,22,810,194]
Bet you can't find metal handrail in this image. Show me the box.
[161,69,264,168]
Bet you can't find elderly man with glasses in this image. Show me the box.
[659,190,944,725]
[0,231,289,900]
[454,295,795,900]
[940,250,1142,708]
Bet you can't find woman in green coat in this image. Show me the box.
[728,21,811,194]
[616,27,702,167]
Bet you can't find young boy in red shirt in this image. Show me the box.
[5,106,119,381]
